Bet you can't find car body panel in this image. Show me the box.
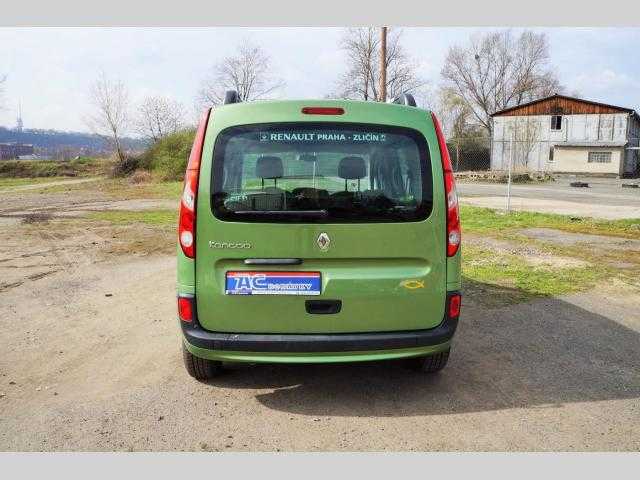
[177,99,461,351]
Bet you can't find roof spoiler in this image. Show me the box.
[223,90,241,105]
[390,93,417,107]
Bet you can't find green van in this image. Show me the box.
[177,92,461,380]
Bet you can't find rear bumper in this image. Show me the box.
[181,316,458,355]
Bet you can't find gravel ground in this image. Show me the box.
[0,182,639,451]
[0,255,638,451]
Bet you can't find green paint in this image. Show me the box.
[178,99,459,362]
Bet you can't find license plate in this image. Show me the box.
[225,271,321,296]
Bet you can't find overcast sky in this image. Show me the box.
[1,27,639,133]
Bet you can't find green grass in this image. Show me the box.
[144,181,183,199]
[0,176,70,189]
[462,244,608,302]
[38,178,182,201]
[460,206,640,305]
[0,158,110,179]
[461,205,640,238]
[87,209,177,227]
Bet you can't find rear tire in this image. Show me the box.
[408,349,450,373]
[182,344,223,380]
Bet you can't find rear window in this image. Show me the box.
[211,123,432,223]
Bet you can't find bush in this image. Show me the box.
[138,129,195,181]
[129,169,152,184]
[110,155,140,177]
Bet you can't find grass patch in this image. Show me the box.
[39,178,182,201]
[87,209,177,227]
[143,181,183,199]
[0,176,71,189]
[461,205,640,238]
[462,244,608,303]
[0,158,111,179]
[461,206,640,305]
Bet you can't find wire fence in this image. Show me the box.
[448,137,555,215]
[446,135,640,214]
[447,138,492,173]
[448,138,570,176]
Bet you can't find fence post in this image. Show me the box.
[506,133,514,214]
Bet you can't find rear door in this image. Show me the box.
[195,114,446,334]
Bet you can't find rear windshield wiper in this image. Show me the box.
[233,209,328,219]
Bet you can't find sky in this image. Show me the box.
[0,27,639,133]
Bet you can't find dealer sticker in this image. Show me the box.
[225,271,321,296]
[258,131,387,143]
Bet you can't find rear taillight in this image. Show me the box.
[178,108,211,258]
[431,112,461,257]
[448,293,461,319]
[301,107,345,115]
[178,295,195,323]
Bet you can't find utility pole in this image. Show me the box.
[379,26,387,102]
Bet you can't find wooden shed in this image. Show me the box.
[490,95,640,176]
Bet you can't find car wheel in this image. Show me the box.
[408,349,450,373]
[182,343,223,380]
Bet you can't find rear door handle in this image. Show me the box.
[244,258,302,265]
[306,300,342,315]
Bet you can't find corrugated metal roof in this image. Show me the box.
[491,94,635,117]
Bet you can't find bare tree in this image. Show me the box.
[441,30,562,135]
[135,95,186,142]
[197,40,284,106]
[433,87,490,170]
[331,28,426,102]
[87,72,129,162]
[435,88,473,169]
[509,116,541,170]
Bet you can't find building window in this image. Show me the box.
[548,146,554,162]
[550,115,562,131]
[588,151,612,163]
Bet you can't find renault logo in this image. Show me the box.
[317,232,331,251]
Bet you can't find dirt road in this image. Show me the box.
[1,253,638,451]
[0,177,100,193]
[1,181,639,451]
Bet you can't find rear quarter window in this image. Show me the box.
[211,123,433,223]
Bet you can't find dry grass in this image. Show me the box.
[39,178,182,201]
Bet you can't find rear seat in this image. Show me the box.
[248,155,287,210]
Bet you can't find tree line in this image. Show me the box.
[2,28,564,167]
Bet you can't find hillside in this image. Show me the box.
[0,127,146,154]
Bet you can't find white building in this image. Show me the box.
[490,95,640,177]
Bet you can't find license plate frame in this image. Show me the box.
[225,271,322,296]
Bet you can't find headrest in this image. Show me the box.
[338,156,366,180]
[298,154,318,163]
[255,156,283,179]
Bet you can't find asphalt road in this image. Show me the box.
[458,177,640,219]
